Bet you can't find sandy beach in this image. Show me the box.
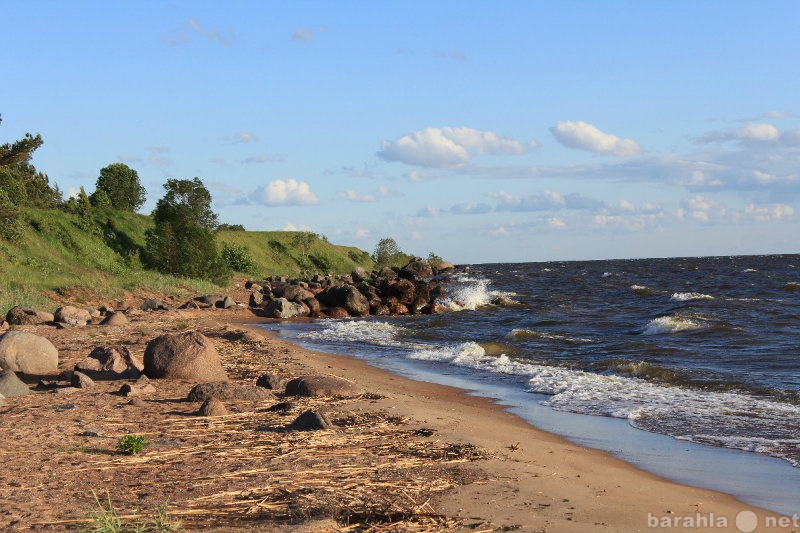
[0,303,792,532]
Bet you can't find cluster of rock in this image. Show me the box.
[250,257,456,319]
[0,324,362,432]
[3,304,129,329]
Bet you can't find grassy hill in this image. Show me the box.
[0,207,375,312]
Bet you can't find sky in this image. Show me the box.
[2,1,799,264]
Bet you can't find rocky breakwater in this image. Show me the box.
[251,258,456,319]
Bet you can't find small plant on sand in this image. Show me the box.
[116,434,148,455]
[80,490,181,532]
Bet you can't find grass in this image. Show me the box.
[79,490,181,533]
[116,435,148,455]
[0,207,377,314]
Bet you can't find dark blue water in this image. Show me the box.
[258,254,800,512]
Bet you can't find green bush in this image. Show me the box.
[220,242,255,273]
[116,434,148,455]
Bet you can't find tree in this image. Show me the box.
[0,115,60,208]
[0,115,43,168]
[373,237,402,267]
[94,162,146,212]
[145,177,228,283]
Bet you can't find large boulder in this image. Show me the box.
[75,346,143,380]
[0,331,59,374]
[351,266,371,283]
[0,369,31,397]
[187,382,274,402]
[319,285,370,317]
[197,397,228,417]
[392,278,417,306]
[261,298,309,319]
[273,284,315,302]
[400,258,433,281]
[54,305,93,326]
[143,331,228,381]
[5,306,54,326]
[289,410,333,431]
[100,312,128,326]
[285,375,364,397]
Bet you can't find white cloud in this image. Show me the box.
[251,179,319,206]
[547,217,567,229]
[283,222,314,232]
[489,226,510,237]
[550,121,642,157]
[677,195,726,223]
[738,123,779,142]
[378,127,538,167]
[230,131,258,143]
[744,203,794,222]
[340,185,395,203]
[451,203,492,215]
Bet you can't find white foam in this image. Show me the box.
[439,278,495,311]
[508,328,594,344]
[642,315,705,335]
[299,320,408,347]
[670,292,714,301]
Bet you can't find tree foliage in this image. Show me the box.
[373,237,402,267]
[94,162,146,212]
[0,115,61,208]
[145,177,228,283]
[0,115,43,168]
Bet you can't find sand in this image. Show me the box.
[0,303,791,532]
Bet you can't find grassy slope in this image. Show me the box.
[0,208,375,312]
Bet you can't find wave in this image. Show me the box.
[783,282,800,291]
[642,315,706,335]
[508,328,594,344]
[670,292,714,301]
[438,276,518,311]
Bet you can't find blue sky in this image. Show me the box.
[3,1,799,264]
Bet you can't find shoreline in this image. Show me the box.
[234,314,790,532]
[1,305,792,532]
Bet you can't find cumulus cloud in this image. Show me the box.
[547,217,567,229]
[677,195,727,223]
[744,203,794,222]
[416,207,440,218]
[340,185,395,203]
[550,121,642,157]
[283,222,314,232]
[250,179,319,206]
[493,190,603,212]
[377,127,539,167]
[451,203,492,215]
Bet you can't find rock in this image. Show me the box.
[322,306,350,319]
[143,331,229,381]
[392,278,416,305]
[319,285,370,317]
[261,298,309,319]
[5,306,54,326]
[141,299,166,311]
[128,397,146,407]
[376,266,398,280]
[221,296,237,309]
[197,397,228,416]
[274,285,315,302]
[248,291,264,308]
[0,330,59,374]
[187,382,274,402]
[302,297,321,315]
[71,371,95,389]
[54,305,92,326]
[266,401,294,413]
[0,369,31,397]
[75,346,143,380]
[284,375,364,398]
[255,373,286,390]
[99,312,128,326]
[290,410,333,431]
[434,261,456,274]
[351,266,370,283]
[119,381,157,397]
[400,258,433,280]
